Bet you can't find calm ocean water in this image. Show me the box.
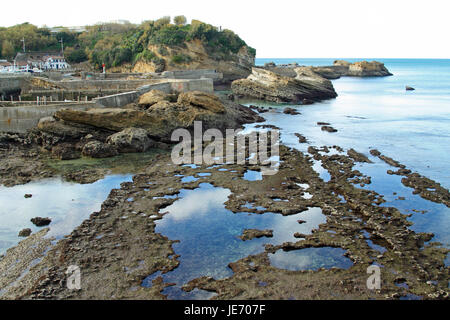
[256,58,450,188]
[251,58,450,257]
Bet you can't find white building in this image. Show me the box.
[43,55,70,70]
[0,60,12,72]
[14,52,71,71]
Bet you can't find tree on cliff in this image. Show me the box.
[1,40,14,59]
[174,15,187,26]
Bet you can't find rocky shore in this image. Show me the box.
[0,58,448,301]
[0,142,448,300]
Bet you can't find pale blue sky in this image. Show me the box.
[2,0,449,58]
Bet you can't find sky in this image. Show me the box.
[2,0,449,58]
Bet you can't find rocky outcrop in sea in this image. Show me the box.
[264,60,392,79]
[231,67,338,104]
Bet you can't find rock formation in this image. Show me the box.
[343,61,393,77]
[231,68,337,103]
[106,128,155,153]
[137,90,173,107]
[33,91,263,158]
[82,140,118,158]
[263,60,392,81]
[30,217,51,227]
[18,228,32,237]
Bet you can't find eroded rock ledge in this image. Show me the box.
[231,67,338,104]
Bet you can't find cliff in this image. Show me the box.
[131,39,254,83]
[81,18,256,83]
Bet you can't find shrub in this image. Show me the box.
[171,54,191,64]
[67,49,88,63]
[158,46,169,56]
[150,25,188,46]
[133,49,157,63]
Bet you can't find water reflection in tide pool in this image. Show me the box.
[243,170,263,181]
[352,161,450,268]
[0,175,132,254]
[143,183,331,299]
[269,247,353,271]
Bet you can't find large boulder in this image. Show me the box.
[231,68,337,103]
[106,128,154,153]
[82,140,118,158]
[177,91,225,113]
[51,143,81,160]
[55,108,152,132]
[31,217,51,227]
[138,89,171,108]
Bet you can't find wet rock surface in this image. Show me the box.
[283,107,301,115]
[82,140,119,158]
[51,143,81,160]
[31,217,52,227]
[62,169,108,185]
[347,149,372,163]
[294,133,308,143]
[0,145,56,187]
[240,229,274,241]
[370,150,450,207]
[321,125,338,133]
[18,228,32,237]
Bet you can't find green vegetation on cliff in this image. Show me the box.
[0,23,78,58]
[0,17,255,70]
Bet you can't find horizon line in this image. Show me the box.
[255,57,450,60]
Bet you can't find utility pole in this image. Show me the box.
[59,38,64,56]
[21,37,25,52]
